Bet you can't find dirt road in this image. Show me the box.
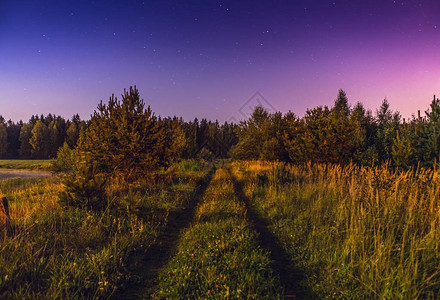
[0,169,51,180]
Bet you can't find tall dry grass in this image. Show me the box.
[234,160,440,298]
[0,160,208,299]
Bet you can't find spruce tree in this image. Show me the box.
[333,89,350,118]
[376,99,400,163]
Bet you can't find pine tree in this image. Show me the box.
[302,106,333,162]
[350,102,378,165]
[333,89,350,118]
[66,122,79,148]
[230,106,269,160]
[376,98,400,163]
[76,86,167,181]
[392,127,414,169]
[282,111,306,163]
[376,99,393,125]
[59,153,107,210]
[182,119,198,158]
[168,118,188,161]
[252,112,283,161]
[419,96,440,166]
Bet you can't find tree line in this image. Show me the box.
[3,86,436,211]
[3,87,440,171]
[0,114,87,159]
[0,88,237,162]
[231,89,440,169]
[59,87,238,210]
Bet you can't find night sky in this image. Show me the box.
[1,0,440,122]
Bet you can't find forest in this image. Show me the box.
[2,87,440,299]
[1,88,439,170]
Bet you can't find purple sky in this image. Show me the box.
[1,0,440,122]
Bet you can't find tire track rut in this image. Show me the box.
[229,169,315,299]
[112,168,215,299]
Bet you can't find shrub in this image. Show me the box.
[59,154,107,211]
[52,142,74,172]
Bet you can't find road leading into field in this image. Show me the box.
[149,167,284,298]
[229,169,315,299]
[116,166,313,299]
[111,167,215,299]
[0,169,51,180]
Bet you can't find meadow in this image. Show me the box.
[153,168,282,299]
[0,160,210,299]
[232,161,440,299]
[0,160,53,171]
[2,158,440,299]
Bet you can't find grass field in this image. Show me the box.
[2,159,440,298]
[0,160,210,299]
[0,159,53,171]
[153,168,282,299]
[232,161,440,298]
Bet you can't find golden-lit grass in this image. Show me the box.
[6,158,440,298]
[233,160,440,299]
[0,160,208,299]
[0,159,53,171]
[153,168,282,299]
[8,179,62,225]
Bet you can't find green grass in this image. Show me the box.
[0,160,210,299]
[0,159,53,171]
[233,161,440,299]
[153,168,282,299]
[7,158,439,298]
[0,177,42,195]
